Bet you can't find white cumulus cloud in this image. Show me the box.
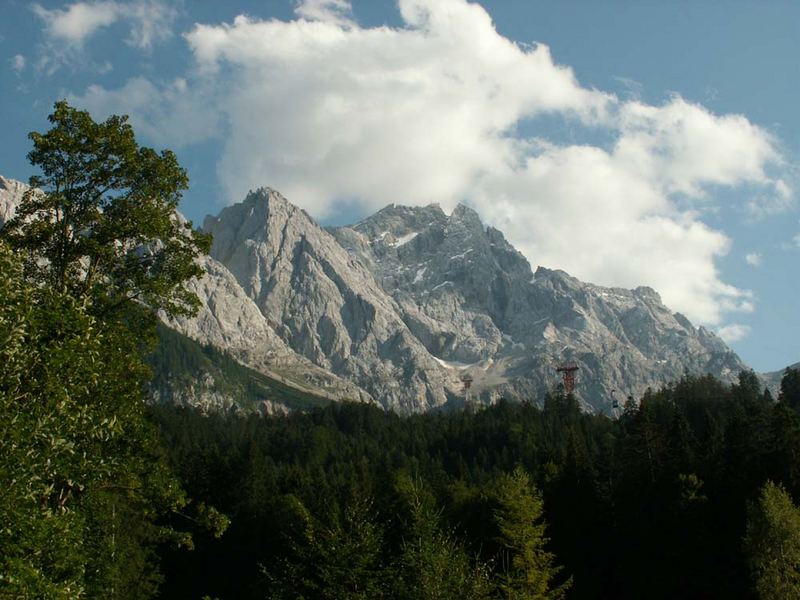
[70,0,790,328]
[32,0,177,72]
[181,0,612,211]
[33,1,120,45]
[616,98,780,198]
[716,323,751,343]
[745,253,762,267]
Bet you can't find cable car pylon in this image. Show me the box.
[555,362,579,394]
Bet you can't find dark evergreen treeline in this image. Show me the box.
[151,369,800,599]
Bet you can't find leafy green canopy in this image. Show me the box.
[0,102,224,599]
[1,100,210,318]
[0,242,190,597]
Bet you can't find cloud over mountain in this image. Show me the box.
[69,0,789,327]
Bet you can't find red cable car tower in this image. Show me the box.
[461,373,474,403]
[555,362,579,394]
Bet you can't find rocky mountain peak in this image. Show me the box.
[447,203,484,231]
[531,267,585,297]
[0,173,755,413]
[352,202,447,243]
[203,190,457,412]
[634,285,663,304]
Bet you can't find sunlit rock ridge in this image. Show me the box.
[0,176,25,224]
[0,177,749,413]
[200,187,746,413]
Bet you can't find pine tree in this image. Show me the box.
[779,368,800,410]
[265,494,388,600]
[743,481,800,599]
[493,467,571,600]
[392,473,492,600]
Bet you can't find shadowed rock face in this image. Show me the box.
[0,175,751,413]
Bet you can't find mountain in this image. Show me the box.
[761,361,800,398]
[0,176,361,413]
[162,249,373,406]
[203,189,456,412]
[149,323,330,415]
[0,176,751,413]
[330,202,745,411]
[200,188,746,413]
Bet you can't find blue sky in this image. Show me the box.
[2,0,798,372]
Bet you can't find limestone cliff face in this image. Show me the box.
[331,203,747,412]
[203,189,456,412]
[201,189,747,413]
[0,175,751,413]
[0,175,26,226]
[162,253,370,404]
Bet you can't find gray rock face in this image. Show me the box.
[761,361,800,398]
[151,367,291,417]
[0,175,27,226]
[162,253,370,404]
[331,202,748,412]
[0,174,752,413]
[151,371,244,415]
[0,176,365,408]
[204,189,456,412]
[200,190,748,413]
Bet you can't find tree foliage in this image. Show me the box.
[151,367,800,599]
[780,367,800,410]
[392,473,492,600]
[744,481,800,599]
[265,494,388,600]
[0,100,210,318]
[0,102,222,598]
[493,467,571,599]
[0,241,193,597]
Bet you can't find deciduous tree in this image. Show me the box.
[0,102,222,598]
[1,100,210,318]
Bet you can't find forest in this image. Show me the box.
[3,101,800,599]
[151,369,800,599]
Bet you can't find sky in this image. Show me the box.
[1,0,798,372]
